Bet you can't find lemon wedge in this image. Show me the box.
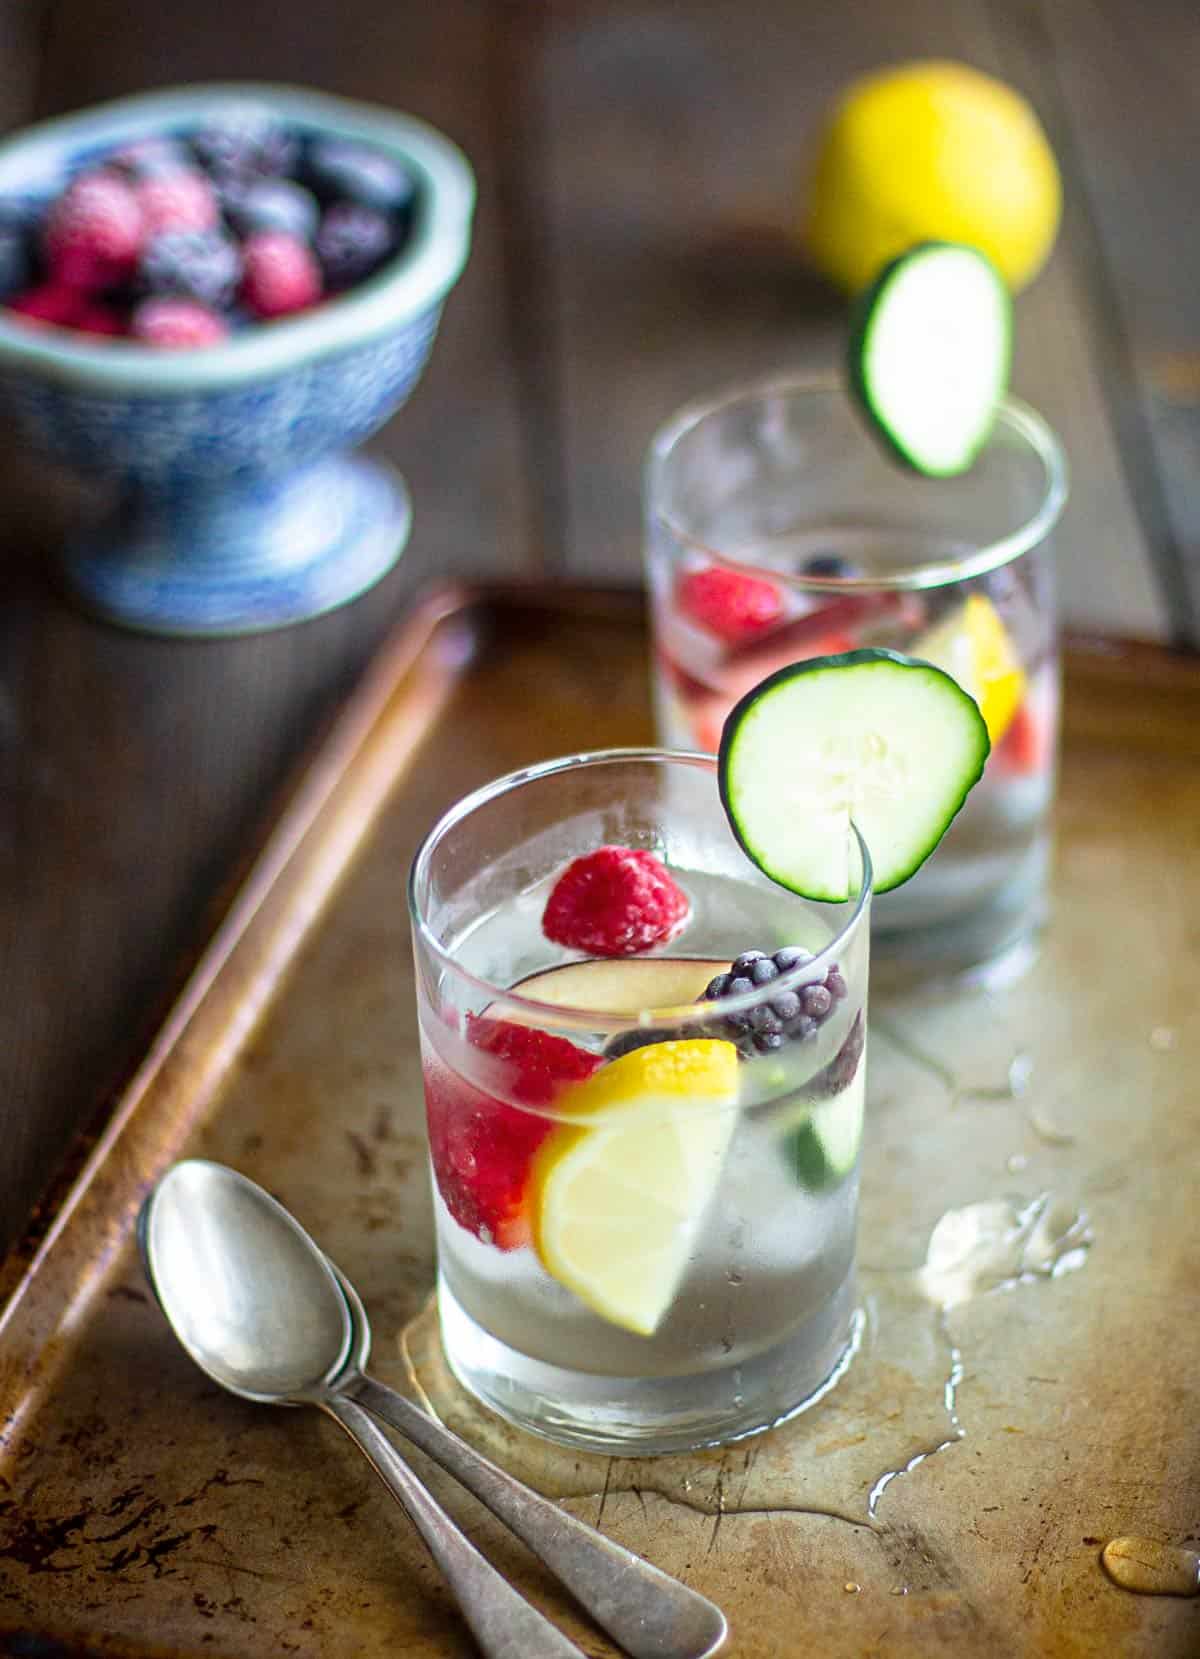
[530,1039,740,1336]
[912,593,1025,745]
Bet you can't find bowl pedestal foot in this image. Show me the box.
[60,453,412,637]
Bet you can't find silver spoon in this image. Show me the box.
[140,1160,728,1659]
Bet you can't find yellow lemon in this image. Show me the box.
[530,1039,740,1336]
[804,60,1061,293]
[912,593,1026,745]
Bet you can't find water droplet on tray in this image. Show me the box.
[1101,1536,1200,1597]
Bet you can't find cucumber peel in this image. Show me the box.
[849,241,1012,478]
[718,648,989,900]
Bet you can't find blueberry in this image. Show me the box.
[773,946,811,971]
[221,178,319,241]
[732,950,766,974]
[315,201,397,289]
[305,138,416,214]
[801,552,863,579]
[750,957,779,986]
[139,229,241,308]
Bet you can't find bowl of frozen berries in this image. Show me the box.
[0,84,474,634]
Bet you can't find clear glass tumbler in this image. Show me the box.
[409,749,872,1454]
[645,377,1067,989]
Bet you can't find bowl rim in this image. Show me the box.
[0,82,476,394]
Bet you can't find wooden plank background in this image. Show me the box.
[0,0,1196,1254]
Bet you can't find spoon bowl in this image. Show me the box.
[140,1160,353,1402]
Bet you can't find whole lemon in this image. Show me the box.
[804,60,1061,293]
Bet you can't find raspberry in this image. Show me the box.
[43,171,144,289]
[240,230,322,318]
[221,178,319,242]
[677,565,786,644]
[315,202,396,289]
[425,1019,601,1249]
[8,282,84,328]
[135,169,218,236]
[542,846,691,958]
[701,947,848,1058]
[305,138,416,215]
[130,297,228,349]
[74,302,123,337]
[139,229,241,307]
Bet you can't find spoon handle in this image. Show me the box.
[323,1395,586,1659]
[346,1373,728,1659]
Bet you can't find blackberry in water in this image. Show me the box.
[139,229,241,308]
[702,945,847,1058]
[810,1010,865,1098]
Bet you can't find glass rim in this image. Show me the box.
[407,746,874,1031]
[646,373,1069,593]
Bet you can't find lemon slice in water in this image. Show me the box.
[530,1039,740,1336]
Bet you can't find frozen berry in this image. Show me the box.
[74,301,123,337]
[110,137,192,181]
[0,202,35,297]
[221,177,319,241]
[43,171,144,288]
[130,297,228,349]
[240,230,322,319]
[135,168,218,236]
[701,946,847,1058]
[800,552,864,580]
[424,1018,601,1249]
[139,229,241,307]
[542,846,691,958]
[677,565,786,644]
[7,281,84,328]
[315,201,396,289]
[305,138,416,214]
[191,102,298,180]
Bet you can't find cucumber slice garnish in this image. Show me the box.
[849,241,1012,477]
[784,1065,866,1194]
[718,649,989,899]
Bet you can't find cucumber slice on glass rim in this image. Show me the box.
[849,241,1012,478]
[718,648,989,901]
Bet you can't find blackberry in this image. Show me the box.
[191,103,299,181]
[800,552,863,580]
[603,1025,693,1061]
[315,202,397,289]
[305,138,416,215]
[221,178,319,242]
[810,1010,865,1098]
[701,945,847,1058]
[139,229,241,308]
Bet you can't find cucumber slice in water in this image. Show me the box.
[719,649,989,900]
[785,1065,866,1194]
[849,242,1012,477]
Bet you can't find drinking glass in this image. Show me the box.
[409,749,872,1453]
[645,377,1067,988]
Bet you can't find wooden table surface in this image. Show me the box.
[1,0,1197,1254]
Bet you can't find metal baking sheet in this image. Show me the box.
[2,585,1197,1657]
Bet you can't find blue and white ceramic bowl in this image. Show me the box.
[0,84,475,635]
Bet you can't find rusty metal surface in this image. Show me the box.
[1,587,1198,1657]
